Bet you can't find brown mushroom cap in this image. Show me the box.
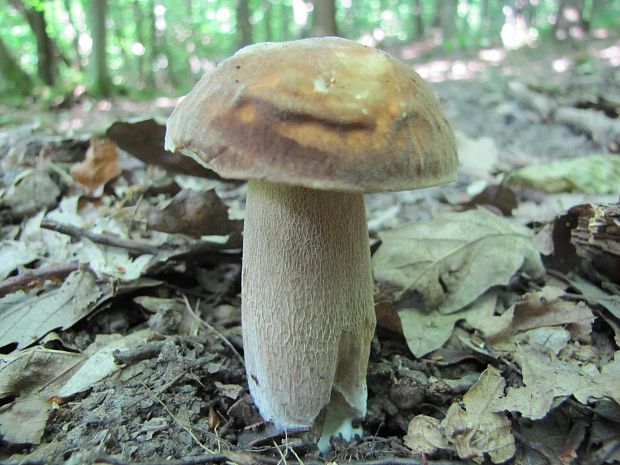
[165,37,457,193]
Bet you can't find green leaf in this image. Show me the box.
[507,155,620,194]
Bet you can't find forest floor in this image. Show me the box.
[1,34,619,465]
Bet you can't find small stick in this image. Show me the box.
[90,454,460,465]
[181,294,245,367]
[41,219,160,255]
[0,262,79,297]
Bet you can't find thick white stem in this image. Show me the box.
[242,180,376,431]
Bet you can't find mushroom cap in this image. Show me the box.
[165,37,457,193]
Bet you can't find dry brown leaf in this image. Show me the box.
[405,366,515,463]
[106,119,224,180]
[3,168,61,217]
[485,286,595,343]
[0,347,85,399]
[70,137,121,190]
[0,347,85,445]
[493,347,620,420]
[145,188,242,238]
[0,398,50,444]
[214,381,245,400]
[404,415,448,456]
[0,271,104,350]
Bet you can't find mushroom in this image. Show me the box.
[165,37,457,446]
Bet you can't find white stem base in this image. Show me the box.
[242,181,375,434]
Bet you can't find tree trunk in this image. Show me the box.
[280,0,291,40]
[481,0,490,39]
[133,0,146,84]
[411,0,424,39]
[63,0,82,70]
[90,0,111,96]
[311,0,337,37]
[236,0,252,49]
[146,0,156,88]
[553,0,588,39]
[437,0,458,43]
[10,0,57,85]
[0,35,32,95]
[263,1,273,42]
[110,5,132,80]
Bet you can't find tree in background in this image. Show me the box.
[0,35,32,95]
[237,0,252,49]
[553,0,589,39]
[62,0,82,72]
[411,0,424,39]
[434,0,458,44]
[312,0,338,37]
[10,0,59,86]
[1,0,620,100]
[90,0,111,96]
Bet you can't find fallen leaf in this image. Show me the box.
[565,273,620,319]
[3,168,60,218]
[461,183,518,216]
[374,301,403,334]
[405,366,515,464]
[0,347,85,399]
[507,154,620,194]
[456,131,499,178]
[135,296,199,335]
[404,415,448,456]
[80,238,153,281]
[58,329,153,399]
[214,381,245,400]
[0,271,104,350]
[398,291,497,357]
[0,347,85,445]
[70,137,121,191]
[0,240,39,280]
[373,208,544,314]
[106,119,224,180]
[145,188,242,238]
[0,398,50,444]
[484,286,594,343]
[517,408,580,465]
[493,347,620,420]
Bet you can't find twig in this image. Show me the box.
[181,294,245,367]
[141,381,213,454]
[93,453,239,465]
[0,262,79,297]
[41,219,160,255]
[91,454,463,465]
[40,219,243,263]
[113,341,165,365]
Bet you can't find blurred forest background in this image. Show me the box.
[1,0,620,105]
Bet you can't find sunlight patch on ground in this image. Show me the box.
[416,59,486,82]
[478,48,506,64]
[597,44,620,66]
[552,57,572,73]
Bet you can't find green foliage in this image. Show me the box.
[0,0,619,100]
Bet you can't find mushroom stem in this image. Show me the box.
[242,180,376,434]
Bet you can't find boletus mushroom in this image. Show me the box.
[165,37,457,447]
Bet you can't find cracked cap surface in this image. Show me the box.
[165,37,457,193]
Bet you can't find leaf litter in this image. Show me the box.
[1,42,620,465]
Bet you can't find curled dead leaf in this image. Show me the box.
[405,366,515,464]
[70,138,121,191]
